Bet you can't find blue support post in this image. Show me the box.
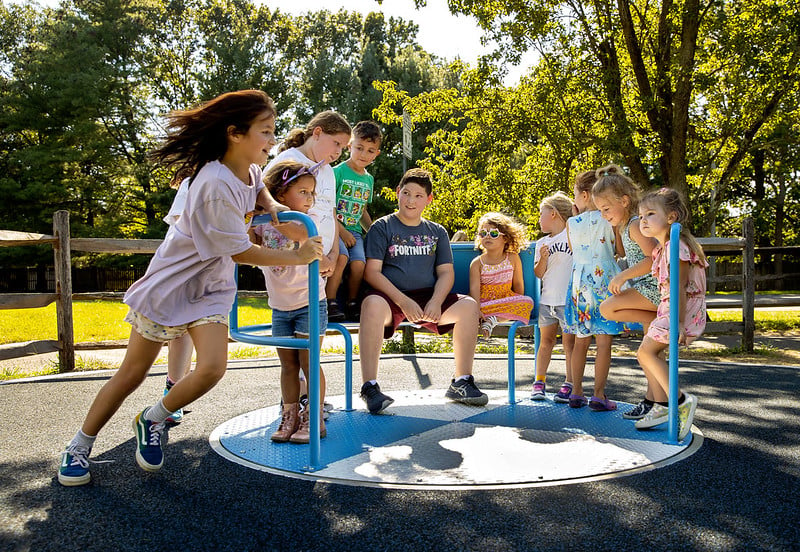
[667,222,681,444]
[229,211,323,469]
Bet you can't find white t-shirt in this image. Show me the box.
[534,228,573,306]
[251,223,325,311]
[124,161,263,326]
[266,149,336,255]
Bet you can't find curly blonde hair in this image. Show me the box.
[474,212,528,253]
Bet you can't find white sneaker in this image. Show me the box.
[635,404,669,429]
[678,393,698,441]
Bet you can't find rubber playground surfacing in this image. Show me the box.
[1,352,799,550]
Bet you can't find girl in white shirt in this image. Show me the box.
[58,90,323,487]
[531,192,576,402]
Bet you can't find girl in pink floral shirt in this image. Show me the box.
[634,188,708,441]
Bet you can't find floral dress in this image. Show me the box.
[479,255,534,323]
[646,240,709,345]
[621,216,660,305]
[564,210,625,337]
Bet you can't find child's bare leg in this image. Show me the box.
[592,334,613,398]
[347,260,365,301]
[359,294,392,382]
[81,330,163,436]
[167,333,193,382]
[277,349,302,404]
[599,290,658,326]
[161,323,229,413]
[325,254,349,300]
[299,336,327,402]
[440,296,480,378]
[637,336,669,402]
[535,323,558,380]
[570,335,591,396]
[562,332,575,383]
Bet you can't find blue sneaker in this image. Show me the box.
[163,387,183,424]
[133,410,166,471]
[58,444,92,486]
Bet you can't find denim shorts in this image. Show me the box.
[337,232,366,263]
[271,301,328,337]
[538,304,567,330]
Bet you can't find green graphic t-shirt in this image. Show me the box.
[334,162,374,234]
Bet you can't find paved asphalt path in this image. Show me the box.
[1,353,799,551]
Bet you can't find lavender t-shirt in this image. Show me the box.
[124,161,263,326]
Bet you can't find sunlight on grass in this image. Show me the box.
[708,309,800,332]
[0,298,273,345]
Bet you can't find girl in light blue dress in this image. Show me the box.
[565,170,624,411]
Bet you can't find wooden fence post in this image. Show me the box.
[742,217,755,353]
[53,211,75,372]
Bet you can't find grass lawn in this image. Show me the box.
[0,298,271,345]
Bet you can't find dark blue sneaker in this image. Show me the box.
[360,381,394,414]
[133,410,166,471]
[58,444,92,486]
[445,376,489,406]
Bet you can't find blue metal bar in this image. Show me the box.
[327,323,354,410]
[229,211,322,468]
[668,222,681,444]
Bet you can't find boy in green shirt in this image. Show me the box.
[326,121,382,321]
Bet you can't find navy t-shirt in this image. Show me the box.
[365,213,453,291]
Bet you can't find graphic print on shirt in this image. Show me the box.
[387,234,439,257]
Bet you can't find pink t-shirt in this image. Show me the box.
[124,161,263,326]
[252,223,325,311]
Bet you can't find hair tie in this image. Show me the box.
[600,171,609,177]
[660,187,669,193]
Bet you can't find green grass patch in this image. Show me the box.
[708,309,800,332]
[0,298,273,345]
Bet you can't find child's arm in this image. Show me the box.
[469,257,482,307]
[364,258,424,322]
[360,208,372,230]
[232,238,323,266]
[534,243,549,279]
[609,223,658,294]
[509,253,525,295]
[255,188,289,226]
[338,219,356,248]
[275,221,308,242]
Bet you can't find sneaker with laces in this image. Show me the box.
[553,382,573,403]
[133,409,166,471]
[678,393,698,441]
[445,375,489,406]
[163,387,183,424]
[327,300,346,322]
[360,381,394,414]
[531,380,546,400]
[635,404,669,429]
[622,400,653,420]
[58,444,92,486]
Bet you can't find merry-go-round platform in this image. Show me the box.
[209,388,702,489]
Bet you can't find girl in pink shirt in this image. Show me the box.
[634,187,707,441]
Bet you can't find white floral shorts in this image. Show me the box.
[125,310,228,343]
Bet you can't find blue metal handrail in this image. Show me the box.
[667,222,681,443]
[229,211,324,468]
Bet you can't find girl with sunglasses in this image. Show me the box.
[469,212,534,338]
[250,160,331,443]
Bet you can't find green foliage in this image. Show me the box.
[0,0,458,269]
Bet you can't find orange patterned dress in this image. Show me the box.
[479,255,534,323]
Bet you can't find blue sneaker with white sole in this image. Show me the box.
[133,409,166,471]
[58,444,92,486]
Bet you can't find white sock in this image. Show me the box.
[455,375,470,382]
[368,379,378,386]
[143,398,172,423]
[70,429,96,450]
